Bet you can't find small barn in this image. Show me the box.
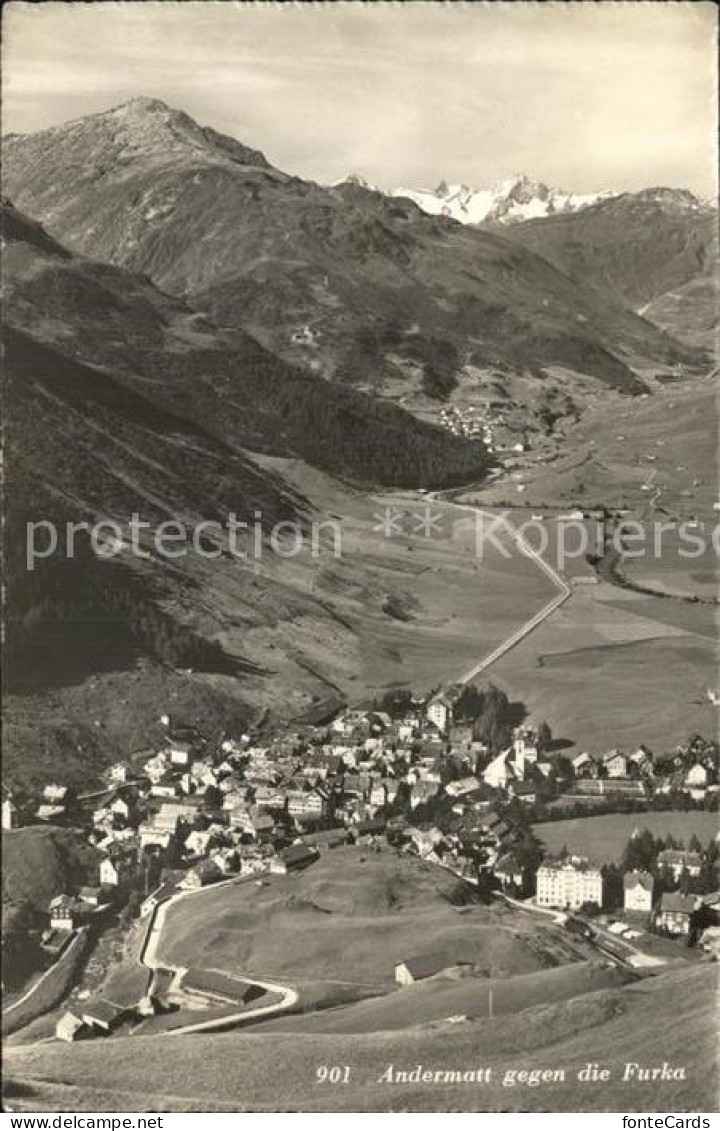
[394,953,472,986]
[55,1011,89,1043]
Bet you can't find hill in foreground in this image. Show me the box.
[156,847,590,1007]
[4,965,715,1112]
[255,960,627,1035]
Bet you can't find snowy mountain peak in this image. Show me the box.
[502,173,552,202]
[392,174,615,227]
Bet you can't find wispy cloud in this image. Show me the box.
[2,1,717,194]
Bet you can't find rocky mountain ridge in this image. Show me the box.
[3,97,704,417]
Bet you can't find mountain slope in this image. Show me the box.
[640,267,717,350]
[2,827,101,990]
[1,203,507,796]
[3,99,704,412]
[2,826,100,919]
[4,965,715,1111]
[503,188,717,316]
[3,201,489,489]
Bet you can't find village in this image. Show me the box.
[3,688,719,1043]
[436,401,528,456]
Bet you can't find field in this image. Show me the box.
[480,576,716,755]
[533,812,720,865]
[246,458,556,703]
[622,527,719,603]
[4,965,716,1111]
[474,373,717,521]
[256,961,628,1035]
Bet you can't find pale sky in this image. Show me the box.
[2,1,717,195]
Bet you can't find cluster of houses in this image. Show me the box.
[568,741,718,804]
[55,994,157,1043]
[435,401,529,457]
[4,694,719,1001]
[437,404,484,441]
[531,847,719,957]
[3,701,531,946]
[622,848,719,944]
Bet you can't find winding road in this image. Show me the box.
[427,494,572,683]
[138,877,298,1037]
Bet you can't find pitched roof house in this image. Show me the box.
[655,891,697,936]
[657,850,702,879]
[81,999,127,1032]
[601,750,628,778]
[623,870,655,912]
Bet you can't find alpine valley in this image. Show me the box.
[2,95,718,1115]
[2,96,716,797]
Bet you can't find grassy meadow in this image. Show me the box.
[156,847,582,1004]
[4,965,715,1111]
[533,811,719,864]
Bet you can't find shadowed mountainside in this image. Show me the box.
[1,203,495,794]
[503,188,717,333]
[3,200,490,490]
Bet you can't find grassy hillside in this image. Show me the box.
[158,847,590,1003]
[641,271,717,350]
[2,662,257,796]
[2,826,100,990]
[534,812,720,865]
[504,189,717,310]
[2,826,100,915]
[4,965,715,1111]
[256,961,628,1034]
